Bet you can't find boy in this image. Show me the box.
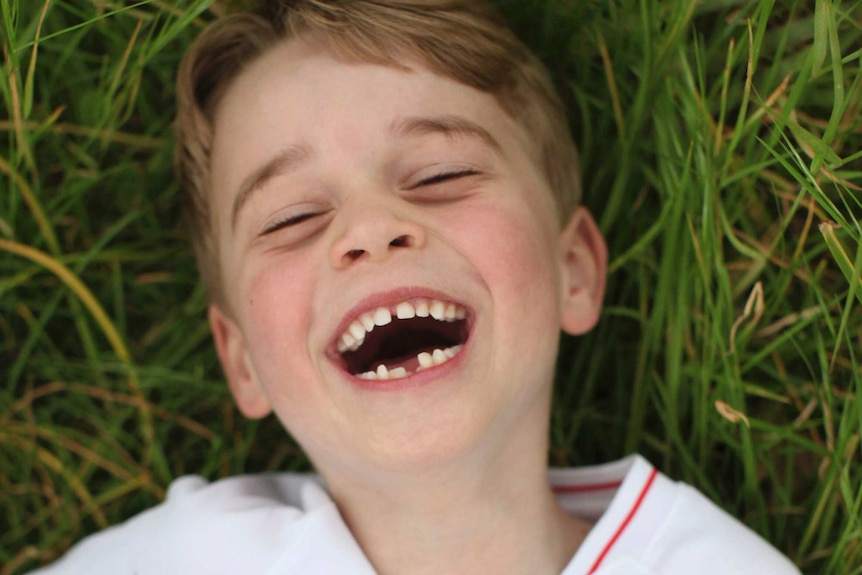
[29,1,800,573]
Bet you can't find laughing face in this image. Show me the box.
[207,39,606,480]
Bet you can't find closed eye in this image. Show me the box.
[416,169,480,187]
[261,211,323,236]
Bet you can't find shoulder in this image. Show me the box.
[554,455,801,575]
[27,472,350,575]
[633,479,801,574]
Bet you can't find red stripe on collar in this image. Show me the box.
[587,468,659,574]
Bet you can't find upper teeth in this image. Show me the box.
[337,298,467,354]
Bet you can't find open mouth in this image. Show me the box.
[334,298,471,381]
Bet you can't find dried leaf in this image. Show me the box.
[716,400,751,427]
[730,281,765,353]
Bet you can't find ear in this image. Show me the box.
[209,304,272,419]
[557,207,608,335]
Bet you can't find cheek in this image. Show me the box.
[238,256,315,372]
[442,198,562,322]
[237,256,334,440]
[453,201,563,389]
[496,216,561,337]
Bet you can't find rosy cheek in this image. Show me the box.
[500,217,557,298]
[241,257,311,357]
[458,204,555,286]
[452,199,562,342]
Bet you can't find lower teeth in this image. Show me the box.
[357,345,463,381]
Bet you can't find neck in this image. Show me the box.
[320,395,591,575]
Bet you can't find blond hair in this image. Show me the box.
[175,0,582,305]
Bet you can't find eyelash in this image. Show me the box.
[259,170,479,236]
[415,168,480,187]
[261,212,320,236]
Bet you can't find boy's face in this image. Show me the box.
[207,39,606,478]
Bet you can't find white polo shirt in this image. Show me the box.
[28,455,799,574]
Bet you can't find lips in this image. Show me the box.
[329,290,473,382]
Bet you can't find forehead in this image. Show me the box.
[210,40,552,234]
[209,38,531,177]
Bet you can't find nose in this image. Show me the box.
[329,201,426,269]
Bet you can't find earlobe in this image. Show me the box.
[209,304,273,419]
[558,207,608,335]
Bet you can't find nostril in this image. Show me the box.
[347,249,365,261]
[389,235,411,248]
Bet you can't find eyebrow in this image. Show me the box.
[230,116,502,230]
[231,144,313,230]
[390,115,504,156]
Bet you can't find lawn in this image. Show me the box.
[1,1,860,573]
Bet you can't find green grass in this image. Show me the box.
[2,0,860,573]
